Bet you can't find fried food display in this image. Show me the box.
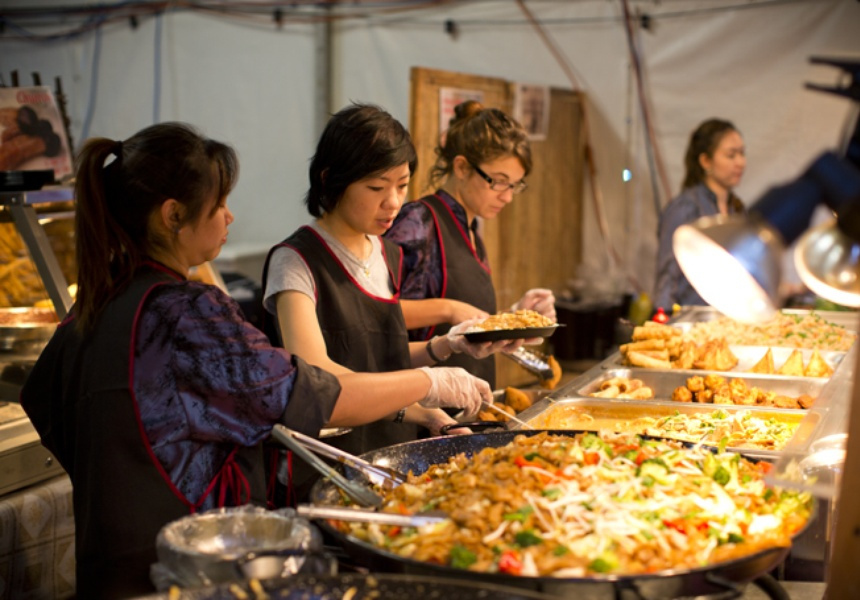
[336,432,812,577]
[672,375,815,409]
[588,376,654,400]
[685,312,855,351]
[474,309,554,331]
[620,323,738,372]
[745,348,834,379]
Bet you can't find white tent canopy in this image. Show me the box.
[2,0,858,295]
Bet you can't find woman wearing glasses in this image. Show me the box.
[385,100,556,387]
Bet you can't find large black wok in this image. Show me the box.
[135,572,558,599]
[309,430,803,600]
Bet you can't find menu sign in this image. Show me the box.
[0,87,73,180]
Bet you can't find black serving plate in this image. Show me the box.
[463,324,563,343]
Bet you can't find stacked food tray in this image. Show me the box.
[513,307,857,573]
[516,308,854,453]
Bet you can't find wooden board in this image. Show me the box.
[409,67,585,387]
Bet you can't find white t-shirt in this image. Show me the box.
[263,221,395,318]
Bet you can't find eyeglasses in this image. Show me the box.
[469,162,528,194]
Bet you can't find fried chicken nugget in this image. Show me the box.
[504,387,533,413]
[672,386,693,402]
[539,355,563,390]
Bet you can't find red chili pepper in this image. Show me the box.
[514,455,540,469]
[635,452,648,465]
[498,550,522,575]
[584,452,600,466]
[387,526,402,537]
[757,462,774,474]
[662,519,688,535]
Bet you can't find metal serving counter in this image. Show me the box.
[511,306,859,582]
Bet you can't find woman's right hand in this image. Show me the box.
[417,366,491,417]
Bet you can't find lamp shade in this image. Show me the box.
[673,214,784,323]
[795,218,860,307]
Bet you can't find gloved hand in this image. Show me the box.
[446,319,525,358]
[417,366,492,417]
[512,288,557,321]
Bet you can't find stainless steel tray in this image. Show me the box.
[607,345,844,376]
[514,396,816,457]
[671,306,859,332]
[0,307,58,352]
[573,367,827,403]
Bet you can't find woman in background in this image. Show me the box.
[385,100,556,387]
[653,118,746,312]
[20,122,490,599]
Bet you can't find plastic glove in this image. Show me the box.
[417,366,492,417]
[446,318,525,358]
[513,288,557,321]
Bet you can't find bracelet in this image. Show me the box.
[394,408,407,423]
[426,337,448,363]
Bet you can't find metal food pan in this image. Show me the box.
[573,367,827,403]
[608,345,844,376]
[669,307,858,332]
[514,397,817,456]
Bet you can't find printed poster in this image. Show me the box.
[0,87,73,180]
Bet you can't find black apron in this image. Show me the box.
[21,264,266,600]
[419,193,497,386]
[262,227,415,501]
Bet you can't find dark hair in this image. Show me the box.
[682,118,739,190]
[305,103,417,218]
[431,101,532,185]
[74,122,238,331]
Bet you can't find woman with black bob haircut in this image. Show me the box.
[263,104,514,502]
[21,121,491,599]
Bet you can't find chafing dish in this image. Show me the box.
[514,396,815,458]
[573,367,827,403]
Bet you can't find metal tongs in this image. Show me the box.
[270,425,406,508]
[296,504,447,528]
[504,346,554,380]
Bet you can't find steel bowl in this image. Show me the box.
[154,506,322,588]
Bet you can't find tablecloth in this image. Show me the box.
[0,475,74,600]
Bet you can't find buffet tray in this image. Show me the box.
[514,397,816,458]
[0,307,58,353]
[572,367,827,403]
[671,306,859,332]
[605,345,845,376]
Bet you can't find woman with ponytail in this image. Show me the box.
[653,118,747,312]
[20,122,491,599]
[385,101,556,387]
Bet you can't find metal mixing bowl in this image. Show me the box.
[154,506,322,588]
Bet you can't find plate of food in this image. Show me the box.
[462,309,562,343]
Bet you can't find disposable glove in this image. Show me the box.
[446,319,525,358]
[417,366,491,417]
[512,288,557,321]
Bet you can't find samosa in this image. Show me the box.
[777,349,805,376]
[748,348,775,374]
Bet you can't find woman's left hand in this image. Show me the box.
[513,288,557,321]
[423,408,472,436]
[447,319,525,358]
